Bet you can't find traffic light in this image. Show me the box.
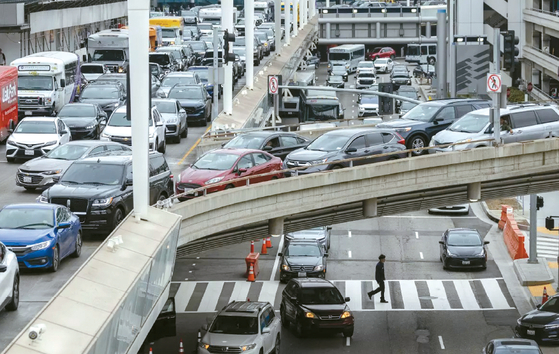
[545,216,555,231]
[378,83,393,115]
[223,29,236,64]
[536,195,544,210]
[503,30,519,72]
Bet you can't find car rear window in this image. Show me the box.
[510,111,537,128]
[536,108,559,124]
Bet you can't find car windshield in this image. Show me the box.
[306,134,348,152]
[162,76,196,87]
[15,121,56,134]
[225,135,265,149]
[407,45,420,56]
[397,90,418,99]
[0,208,54,229]
[494,349,541,354]
[58,105,96,117]
[169,87,204,99]
[332,67,346,74]
[299,287,345,305]
[81,86,119,99]
[18,76,53,91]
[81,65,104,74]
[329,52,350,61]
[255,32,267,41]
[540,297,559,313]
[190,69,208,80]
[193,152,239,170]
[61,163,125,185]
[149,64,160,75]
[45,144,89,160]
[401,101,417,110]
[161,28,177,38]
[358,62,374,68]
[361,95,379,104]
[233,47,246,56]
[330,76,343,83]
[209,315,258,335]
[447,113,489,133]
[447,232,482,246]
[189,41,205,50]
[109,112,153,127]
[285,243,321,256]
[198,24,213,30]
[154,101,177,114]
[375,59,388,65]
[93,50,125,61]
[402,104,440,122]
[150,54,171,66]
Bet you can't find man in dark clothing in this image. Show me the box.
[367,254,388,303]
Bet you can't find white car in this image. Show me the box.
[6,117,72,163]
[152,98,188,143]
[80,63,109,81]
[156,72,203,98]
[101,105,167,153]
[356,60,376,75]
[0,241,19,312]
[374,58,394,74]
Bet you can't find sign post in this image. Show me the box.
[491,28,501,145]
[268,75,280,127]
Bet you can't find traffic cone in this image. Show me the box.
[179,339,184,353]
[261,238,268,255]
[149,348,153,354]
[247,264,255,282]
[266,236,273,248]
[542,286,549,305]
[250,240,255,253]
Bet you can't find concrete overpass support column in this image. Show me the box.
[246,0,254,89]
[376,22,380,39]
[426,22,431,38]
[436,9,447,99]
[223,0,234,114]
[293,0,299,36]
[285,0,291,45]
[310,0,315,17]
[363,198,378,217]
[269,217,285,237]
[302,0,307,26]
[274,0,282,51]
[467,182,481,202]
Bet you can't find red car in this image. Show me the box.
[367,47,396,61]
[175,148,284,200]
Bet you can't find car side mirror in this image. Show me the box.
[263,145,272,151]
[327,226,332,231]
[238,168,248,174]
[156,121,163,127]
[278,252,283,257]
[125,178,133,186]
[60,79,66,88]
[433,117,443,124]
[0,264,6,273]
[262,327,271,334]
[324,253,329,257]
[58,222,71,229]
[344,297,350,302]
[536,304,542,309]
[289,295,298,302]
[438,240,444,244]
[345,147,357,153]
[8,119,15,132]
[207,95,211,100]
[179,109,186,114]
[484,241,490,245]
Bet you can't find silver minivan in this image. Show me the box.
[429,105,559,152]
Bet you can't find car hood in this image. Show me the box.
[376,118,424,129]
[157,87,172,96]
[284,256,321,267]
[179,168,228,183]
[0,229,53,246]
[104,125,132,137]
[11,133,59,145]
[447,245,483,256]
[520,309,559,325]
[46,183,121,200]
[287,149,333,162]
[79,98,119,107]
[177,99,205,108]
[159,113,178,123]
[60,118,97,128]
[300,303,347,316]
[374,63,387,67]
[203,332,259,347]
[20,157,73,172]
[360,103,379,108]
[83,73,103,81]
[433,129,480,144]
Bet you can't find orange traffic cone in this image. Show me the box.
[179,339,184,353]
[149,348,153,354]
[247,264,255,282]
[266,237,273,248]
[250,240,255,253]
[261,238,268,255]
[542,286,549,305]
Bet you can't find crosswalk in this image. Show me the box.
[171,278,515,313]
[525,233,559,259]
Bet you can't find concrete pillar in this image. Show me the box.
[301,0,306,26]
[274,0,281,51]
[467,182,481,202]
[426,22,431,38]
[285,0,291,45]
[222,0,234,114]
[293,0,299,36]
[529,194,539,263]
[128,0,150,219]
[363,198,377,218]
[310,0,315,17]
[376,22,380,39]
[449,42,456,97]
[436,9,447,98]
[269,217,284,237]
[246,0,254,89]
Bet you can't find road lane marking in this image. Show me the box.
[348,230,352,238]
[381,215,478,219]
[419,252,424,259]
[415,232,419,239]
[480,278,515,309]
[178,124,212,166]
[438,336,445,350]
[346,337,351,347]
[270,236,285,281]
[348,250,352,258]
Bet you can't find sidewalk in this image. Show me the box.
[481,200,559,308]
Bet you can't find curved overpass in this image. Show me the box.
[170,139,559,256]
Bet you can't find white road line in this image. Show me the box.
[270,236,285,281]
[259,281,279,305]
[454,280,480,310]
[346,337,351,347]
[198,282,222,312]
[439,336,445,350]
[348,250,352,258]
[427,280,450,310]
[175,282,197,312]
[348,230,352,238]
[345,280,363,311]
[419,252,424,259]
[400,280,422,310]
[480,278,514,309]
[415,232,419,239]
[229,282,251,302]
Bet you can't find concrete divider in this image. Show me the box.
[499,205,529,260]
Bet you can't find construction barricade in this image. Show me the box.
[499,205,529,260]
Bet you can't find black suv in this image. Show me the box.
[280,278,355,338]
[78,81,127,117]
[279,239,328,283]
[375,98,491,155]
[38,151,174,235]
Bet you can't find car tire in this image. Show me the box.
[112,207,125,230]
[274,334,281,354]
[225,184,234,190]
[342,327,354,338]
[6,274,19,311]
[390,55,395,60]
[181,126,188,138]
[50,245,60,272]
[6,157,14,163]
[159,138,166,154]
[406,135,427,156]
[72,231,82,258]
[294,319,306,338]
[442,260,448,270]
[280,308,289,327]
[428,57,436,65]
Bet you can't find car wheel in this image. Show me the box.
[331,165,343,170]
[390,55,395,60]
[72,231,82,258]
[407,136,427,156]
[342,327,354,338]
[225,184,234,190]
[6,157,14,163]
[442,259,448,270]
[50,245,60,272]
[112,207,125,230]
[181,125,188,138]
[6,274,19,311]
[295,319,306,338]
[280,308,289,327]
[429,57,436,65]
[159,138,166,154]
[24,186,36,191]
[274,334,281,354]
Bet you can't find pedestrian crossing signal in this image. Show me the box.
[537,195,544,210]
[545,216,555,231]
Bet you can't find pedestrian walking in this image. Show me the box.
[0,49,6,66]
[367,254,388,303]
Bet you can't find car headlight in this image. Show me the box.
[44,140,58,147]
[30,240,51,251]
[545,324,559,330]
[149,132,155,138]
[517,318,522,326]
[92,197,113,207]
[309,158,327,165]
[359,106,365,111]
[327,64,331,68]
[118,66,124,73]
[101,132,111,138]
[44,97,53,105]
[43,170,62,175]
[37,195,48,203]
[305,311,316,318]
[170,41,175,45]
[241,344,257,351]
[205,176,223,185]
[157,91,166,98]
[313,264,324,271]
[455,138,472,144]
[429,138,435,147]
[264,42,268,46]
[167,116,179,124]
[85,124,96,130]
[447,249,457,257]
[341,311,352,319]
[281,264,290,271]
[345,64,349,69]
[199,342,209,350]
[395,127,412,133]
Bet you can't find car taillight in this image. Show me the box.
[395,133,406,145]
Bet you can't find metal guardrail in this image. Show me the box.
[163,138,496,203]
[525,45,559,62]
[527,7,559,17]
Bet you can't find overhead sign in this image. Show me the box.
[487,73,502,93]
[268,75,279,95]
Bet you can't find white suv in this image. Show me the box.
[101,105,167,153]
[0,241,19,312]
[199,301,281,354]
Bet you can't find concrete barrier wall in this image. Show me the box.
[499,205,529,260]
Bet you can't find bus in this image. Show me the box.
[405,43,437,65]
[11,51,80,117]
[198,6,238,26]
[149,17,184,45]
[279,70,316,124]
[328,44,365,73]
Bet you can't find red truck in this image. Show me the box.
[0,66,18,142]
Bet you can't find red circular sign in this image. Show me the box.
[527,82,533,93]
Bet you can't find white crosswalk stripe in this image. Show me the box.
[172,278,515,313]
[524,234,559,259]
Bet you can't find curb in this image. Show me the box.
[513,258,556,286]
[480,201,529,231]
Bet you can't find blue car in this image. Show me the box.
[0,203,82,272]
[187,66,221,100]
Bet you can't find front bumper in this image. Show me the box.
[185,109,206,124]
[280,269,325,281]
[69,127,97,140]
[284,161,330,175]
[6,143,57,160]
[358,109,379,117]
[444,256,486,269]
[299,316,354,333]
[516,324,559,342]
[16,170,61,189]
[13,247,55,269]
[18,106,54,117]
[198,346,259,354]
[165,124,180,139]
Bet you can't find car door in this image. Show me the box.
[260,307,274,353]
[87,146,106,157]
[58,119,71,144]
[536,108,559,136]
[278,135,303,159]
[510,111,542,142]
[364,132,389,163]
[251,152,272,183]
[283,282,299,322]
[0,244,12,305]
[55,207,72,258]
[233,154,256,186]
[177,100,187,130]
[97,105,108,130]
[439,231,448,263]
[427,106,456,138]
[122,163,135,211]
[262,136,281,156]
[153,109,166,144]
[342,135,368,166]
[387,59,393,72]
[499,114,516,144]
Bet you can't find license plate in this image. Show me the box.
[25,149,34,156]
[25,111,32,115]
[23,176,32,183]
[527,329,535,336]
[298,272,307,278]
[462,260,470,265]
